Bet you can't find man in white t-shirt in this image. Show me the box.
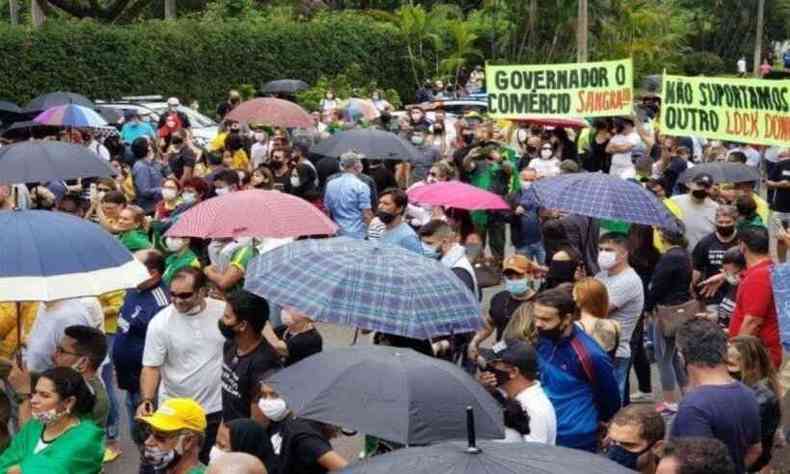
[138,267,226,465]
[480,339,557,444]
[606,117,641,179]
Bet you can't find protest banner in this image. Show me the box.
[660,74,790,146]
[485,59,633,119]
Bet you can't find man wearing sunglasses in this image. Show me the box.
[138,397,207,474]
[139,267,226,465]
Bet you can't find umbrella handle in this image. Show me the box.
[466,406,480,453]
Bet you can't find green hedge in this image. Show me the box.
[0,17,414,112]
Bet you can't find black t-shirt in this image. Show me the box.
[769,159,790,212]
[367,166,398,195]
[221,339,281,422]
[489,291,530,340]
[279,418,333,474]
[168,147,196,180]
[274,326,323,367]
[316,156,340,190]
[692,232,738,304]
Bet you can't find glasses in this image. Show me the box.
[170,291,195,300]
[55,345,82,357]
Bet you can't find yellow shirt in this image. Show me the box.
[0,302,39,359]
[754,193,769,223]
[209,132,228,152]
[231,150,250,171]
[654,198,684,253]
[98,290,125,334]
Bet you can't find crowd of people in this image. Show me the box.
[0,83,789,474]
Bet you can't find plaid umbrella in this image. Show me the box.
[522,172,675,227]
[244,237,482,338]
[165,189,337,239]
[226,98,313,129]
[34,104,108,128]
[678,162,760,184]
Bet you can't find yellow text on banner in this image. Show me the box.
[660,74,790,147]
[485,59,633,119]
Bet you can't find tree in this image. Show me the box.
[440,20,482,86]
[577,0,588,61]
[9,0,20,24]
[164,0,175,18]
[753,0,764,75]
[42,0,155,21]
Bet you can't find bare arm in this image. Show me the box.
[467,315,495,359]
[737,315,763,336]
[204,265,244,291]
[745,442,763,468]
[362,208,373,226]
[136,366,161,417]
[318,451,348,471]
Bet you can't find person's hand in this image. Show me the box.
[7,360,31,395]
[467,343,480,361]
[515,205,525,215]
[478,371,497,390]
[699,273,725,298]
[777,226,790,247]
[136,399,155,418]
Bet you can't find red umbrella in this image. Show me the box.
[513,116,589,129]
[165,190,337,239]
[225,98,313,129]
[407,181,510,211]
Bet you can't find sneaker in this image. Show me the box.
[630,391,654,402]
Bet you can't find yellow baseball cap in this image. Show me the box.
[138,398,207,433]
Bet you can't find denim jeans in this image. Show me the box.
[516,241,546,265]
[100,334,120,441]
[613,356,631,406]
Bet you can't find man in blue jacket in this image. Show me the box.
[533,286,621,452]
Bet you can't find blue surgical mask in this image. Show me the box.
[505,277,529,295]
[421,242,441,259]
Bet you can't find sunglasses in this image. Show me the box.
[171,291,195,300]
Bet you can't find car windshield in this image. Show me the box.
[152,106,217,128]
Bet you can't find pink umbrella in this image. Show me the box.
[407,181,510,211]
[226,98,313,129]
[165,190,337,239]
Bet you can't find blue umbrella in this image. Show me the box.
[521,173,675,228]
[0,210,149,301]
[0,141,114,185]
[245,237,482,339]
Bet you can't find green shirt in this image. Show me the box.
[118,229,152,252]
[188,465,207,474]
[228,246,256,292]
[0,419,104,474]
[87,376,109,429]
[163,249,202,285]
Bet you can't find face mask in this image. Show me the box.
[421,242,441,260]
[162,188,178,201]
[290,176,300,188]
[32,407,65,425]
[725,273,739,285]
[218,320,239,339]
[463,134,475,145]
[540,149,553,159]
[209,445,227,463]
[520,181,532,190]
[729,370,742,381]
[143,443,178,469]
[606,444,648,470]
[165,237,188,253]
[181,192,197,204]
[377,210,397,225]
[505,277,529,295]
[433,126,443,134]
[426,175,437,184]
[254,132,265,142]
[717,225,735,237]
[465,243,482,260]
[326,94,334,100]
[281,310,296,327]
[170,138,184,146]
[372,95,380,101]
[411,135,424,146]
[489,367,511,386]
[537,322,567,341]
[259,398,288,422]
[691,189,708,200]
[215,187,229,196]
[597,250,618,271]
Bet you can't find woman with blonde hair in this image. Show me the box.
[572,278,620,358]
[502,301,537,345]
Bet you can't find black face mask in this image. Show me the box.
[691,189,708,200]
[489,367,511,386]
[218,320,238,339]
[463,134,475,145]
[717,225,735,237]
[377,210,397,225]
[171,138,183,146]
[526,145,537,155]
[537,322,567,341]
[729,370,742,381]
[606,444,652,470]
[230,128,240,134]
[547,261,576,286]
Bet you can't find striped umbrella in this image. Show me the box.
[165,189,337,239]
[244,237,482,339]
[34,104,107,128]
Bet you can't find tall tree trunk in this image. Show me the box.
[753,0,764,76]
[31,0,45,27]
[577,0,588,62]
[164,0,175,19]
[9,0,20,25]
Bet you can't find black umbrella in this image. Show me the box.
[339,439,634,474]
[678,162,761,184]
[1,121,62,140]
[0,101,24,126]
[310,128,424,162]
[266,346,504,445]
[95,106,124,126]
[261,79,310,95]
[0,141,114,185]
[23,92,95,113]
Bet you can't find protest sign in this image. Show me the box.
[486,59,633,119]
[660,74,790,146]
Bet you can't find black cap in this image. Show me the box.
[481,339,539,378]
[692,172,714,187]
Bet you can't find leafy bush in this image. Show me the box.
[0,16,414,113]
[681,51,727,76]
[295,64,402,112]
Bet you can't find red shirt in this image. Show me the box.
[729,259,782,367]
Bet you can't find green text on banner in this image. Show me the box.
[485,58,633,119]
[660,74,790,147]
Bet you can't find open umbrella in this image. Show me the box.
[0,101,22,124]
[95,106,124,126]
[678,162,761,184]
[408,181,510,210]
[1,121,62,140]
[245,237,482,339]
[267,346,504,445]
[340,440,633,474]
[0,141,115,185]
[165,189,337,239]
[34,104,107,128]
[522,173,675,228]
[226,98,313,129]
[24,91,95,113]
[0,211,149,301]
[343,98,380,122]
[310,129,424,162]
[261,79,310,95]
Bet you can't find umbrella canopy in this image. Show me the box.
[95,106,124,126]
[1,121,61,140]
[267,346,504,445]
[408,181,510,210]
[0,141,115,185]
[225,98,313,129]
[0,210,149,301]
[515,116,589,129]
[521,173,675,228]
[310,128,424,162]
[343,98,380,122]
[34,104,108,128]
[0,101,20,114]
[261,79,310,95]
[165,189,337,239]
[24,92,95,113]
[245,237,482,338]
[679,162,760,184]
[340,440,633,474]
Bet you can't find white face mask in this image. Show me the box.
[281,310,295,327]
[259,398,288,422]
[162,188,178,201]
[254,132,265,142]
[290,176,300,188]
[725,273,739,285]
[215,187,229,196]
[597,250,618,271]
[32,407,66,425]
[182,192,197,204]
[540,149,553,159]
[520,180,532,190]
[165,237,188,253]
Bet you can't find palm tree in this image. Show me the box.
[440,21,484,88]
[753,0,764,75]
[577,0,588,61]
